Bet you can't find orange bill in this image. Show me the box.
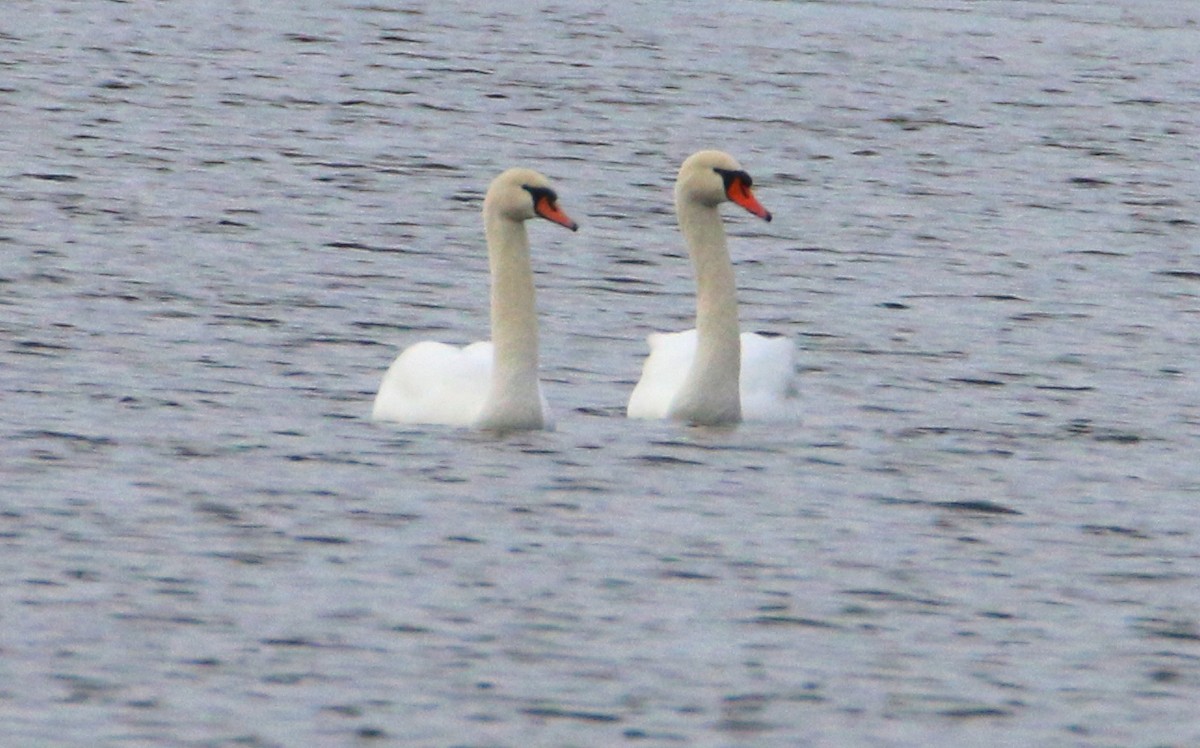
[535,195,579,231]
[726,177,772,222]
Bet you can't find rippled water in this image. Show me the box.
[3,0,1199,745]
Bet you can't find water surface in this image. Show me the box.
[2,0,1199,745]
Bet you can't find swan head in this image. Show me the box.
[485,168,579,231]
[676,150,772,222]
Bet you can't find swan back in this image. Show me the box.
[372,341,492,424]
[627,330,699,420]
[738,333,799,420]
[627,330,798,422]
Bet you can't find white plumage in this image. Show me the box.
[628,151,799,425]
[372,168,577,431]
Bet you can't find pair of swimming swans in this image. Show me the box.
[371,150,798,431]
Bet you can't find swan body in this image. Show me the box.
[627,150,798,425]
[372,168,577,431]
[628,330,797,421]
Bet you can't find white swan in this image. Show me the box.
[372,168,578,431]
[627,150,798,425]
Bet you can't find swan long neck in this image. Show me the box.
[673,195,742,424]
[477,210,543,429]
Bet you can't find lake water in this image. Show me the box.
[2,0,1199,745]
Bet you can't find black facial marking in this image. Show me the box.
[713,167,752,190]
[522,185,558,205]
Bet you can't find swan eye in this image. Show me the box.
[522,185,558,205]
[713,167,752,190]
[523,184,579,231]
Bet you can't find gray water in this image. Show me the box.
[2,0,1199,745]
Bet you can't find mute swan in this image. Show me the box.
[372,168,578,431]
[627,150,798,425]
